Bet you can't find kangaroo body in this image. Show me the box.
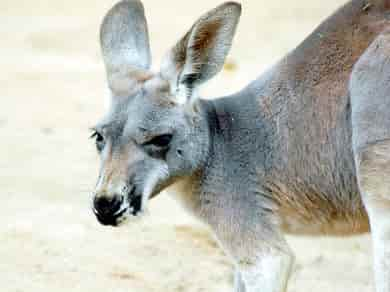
[92,0,390,291]
[173,0,390,244]
[187,0,390,235]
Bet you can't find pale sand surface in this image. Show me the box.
[0,0,375,291]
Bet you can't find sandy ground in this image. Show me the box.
[0,0,376,291]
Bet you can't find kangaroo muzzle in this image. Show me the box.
[92,194,125,226]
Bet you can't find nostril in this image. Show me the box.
[94,195,122,216]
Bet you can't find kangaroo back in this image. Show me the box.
[239,0,390,234]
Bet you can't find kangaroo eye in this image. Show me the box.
[144,134,172,148]
[90,130,105,152]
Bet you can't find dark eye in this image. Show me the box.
[90,130,105,152]
[144,134,173,148]
[142,134,173,159]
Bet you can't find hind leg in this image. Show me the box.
[351,31,390,292]
[356,141,390,292]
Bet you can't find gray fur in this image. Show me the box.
[351,31,390,153]
[91,0,390,291]
[100,0,151,94]
[351,31,390,292]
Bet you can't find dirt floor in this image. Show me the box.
[0,0,376,291]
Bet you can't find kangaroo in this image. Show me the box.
[91,0,390,291]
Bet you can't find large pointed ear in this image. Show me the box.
[160,2,241,104]
[100,0,152,95]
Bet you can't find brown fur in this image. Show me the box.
[250,0,390,235]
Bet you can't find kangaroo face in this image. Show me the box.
[91,0,240,226]
[92,75,210,225]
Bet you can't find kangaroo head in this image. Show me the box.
[91,0,241,226]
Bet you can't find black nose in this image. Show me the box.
[93,195,122,217]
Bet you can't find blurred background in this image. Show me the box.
[0,0,373,291]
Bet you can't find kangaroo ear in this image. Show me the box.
[161,2,241,104]
[100,0,151,95]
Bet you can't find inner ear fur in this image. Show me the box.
[160,1,241,103]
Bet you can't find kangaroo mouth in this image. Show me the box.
[129,193,142,216]
[94,205,128,226]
